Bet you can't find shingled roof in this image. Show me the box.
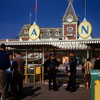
[40,27,62,40]
[63,1,78,22]
[19,24,62,40]
[19,24,31,37]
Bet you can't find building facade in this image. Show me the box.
[0,1,100,65]
[19,1,78,41]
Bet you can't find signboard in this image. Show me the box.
[36,66,41,75]
[29,24,40,40]
[78,20,92,39]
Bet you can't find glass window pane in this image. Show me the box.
[68,28,72,34]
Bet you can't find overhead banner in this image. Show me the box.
[29,24,40,40]
[78,20,92,39]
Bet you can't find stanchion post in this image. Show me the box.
[24,66,28,83]
[42,66,44,84]
[34,65,35,84]
[40,66,41,82]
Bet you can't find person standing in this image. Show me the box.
[44,53,59,91]
[0,43,10,100]
[9,54,13,65]
[6,54,13,96]
[84,58,93,89]
[91,55,96,67]
[94,55,100,69]
[12,51,25,99]
[65,52,77,92]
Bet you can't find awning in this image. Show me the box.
[0,38,100,50]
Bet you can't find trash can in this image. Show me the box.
[91,69,100,100]
[29,67,34,82]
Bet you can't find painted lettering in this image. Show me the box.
[31,29,37,36]
[81,26,89,34]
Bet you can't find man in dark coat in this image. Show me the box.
[0,43,10,100]
[44,53,59,91]
[65,52,77,92]
[11,51,25,99]
[94,55,100,69]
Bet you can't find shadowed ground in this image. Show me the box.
[21,83,91,100]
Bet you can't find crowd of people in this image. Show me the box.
[0,43,25,100]
[44,52,77,92]
[0,43,100,100]
[44,52,100,92]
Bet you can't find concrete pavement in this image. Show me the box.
[21,83,91,100]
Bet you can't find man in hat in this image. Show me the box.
[44,53,59,91]
[0,43,10,100]
[65,52,77,92]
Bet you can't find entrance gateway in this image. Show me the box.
[0,1,100,69]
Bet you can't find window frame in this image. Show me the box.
[55,31,60,36]
[46,30,51,37]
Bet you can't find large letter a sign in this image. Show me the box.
[29,24,40,40]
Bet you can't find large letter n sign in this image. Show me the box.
[78,20,92,39]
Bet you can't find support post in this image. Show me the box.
[87,47,89,58]
[26,48,28,66]
[42,47,44,84]
[24,66,28,83]
[13,49,15,59]
[42,47,44,64]
[42,65,44,84]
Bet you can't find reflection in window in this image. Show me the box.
[24,27,28,35]
[55,31,59,36]
[40,32,43,37]
[24,30,28,34]
[46,31,51,37]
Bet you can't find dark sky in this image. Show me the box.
[0,0,100,39]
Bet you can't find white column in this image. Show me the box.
[87,48,89,58]
[62,23,64,40]
[76,23,78,40]
[42,47,45,64]
[13,49,15,59]
[26,48,28,65]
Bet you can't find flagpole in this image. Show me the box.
[84,0,86,20]
[35,0,37,24]
[30,12,32,24]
